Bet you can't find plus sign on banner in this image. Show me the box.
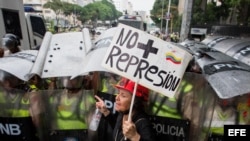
[101,23,192,98]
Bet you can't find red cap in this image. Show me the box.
[114,78,149,101]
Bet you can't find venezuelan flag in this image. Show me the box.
[165,52,182,64]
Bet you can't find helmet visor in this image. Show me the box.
[2,37,15,49]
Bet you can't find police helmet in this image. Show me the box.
[0,70,23,89]
[2,33,20,49]
[62,76,84,89]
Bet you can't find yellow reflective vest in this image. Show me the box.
[0,92,30,117]
[51,89,95,130]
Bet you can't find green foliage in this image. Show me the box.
[43,0,122,24]
[192,0,231,25]
[150,0,179,31]
[238,0,250,25]
[82,1,122,23]
[43,0,63,14]
[151,0,250,29]
[84,2,113,21]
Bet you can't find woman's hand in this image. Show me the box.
[123,120,140,141]
[95,95,110,116]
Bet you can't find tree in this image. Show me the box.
[150,0,179,33]
[192,0,250,26]
[43,0,122,27]
[43,0,64,27]
[236,0,250,25]
[83,1,122,23]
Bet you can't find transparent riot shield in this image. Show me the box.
[147,72,217,141]
[204,92,250,141]
[29,89,96,141]
[0,86,39,141]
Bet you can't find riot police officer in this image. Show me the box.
[46,76,96,141]
[2,33,21,56]
[0,70,39,141]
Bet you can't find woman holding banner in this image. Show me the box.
[95,77,155,141]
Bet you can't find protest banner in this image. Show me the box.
[102,24,193,97]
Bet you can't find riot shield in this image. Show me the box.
[0,86,39,141]
[147,72,217,141]
[29,89,96,141]
[204,92,250,141]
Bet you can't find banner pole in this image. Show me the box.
[125,79,139,140]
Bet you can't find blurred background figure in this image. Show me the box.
[170,32,179,43]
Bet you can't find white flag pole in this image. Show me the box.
[125,79,139,140]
